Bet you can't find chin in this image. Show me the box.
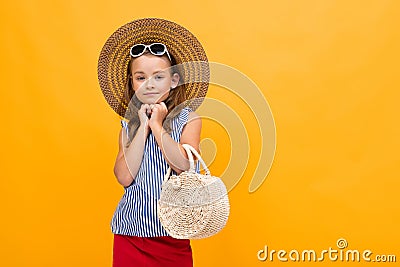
[137,96,167,104]
[137,97,154,104]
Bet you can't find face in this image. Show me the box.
[130,53,180,104]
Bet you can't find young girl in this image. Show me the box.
[97,18,209,267]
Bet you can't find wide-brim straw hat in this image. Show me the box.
[97,18,210,118]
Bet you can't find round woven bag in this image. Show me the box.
[157,144,230,239]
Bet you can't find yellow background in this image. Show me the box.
[1,0,399,266]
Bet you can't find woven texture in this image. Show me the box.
[97,18,210,118]
[157,144,230,239]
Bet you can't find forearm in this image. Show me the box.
[152,125,190,174]
[125,125,149,176]
[115,125,148,186]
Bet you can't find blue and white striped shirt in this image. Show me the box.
[111,106,201,237]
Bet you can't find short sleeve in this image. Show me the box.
[121,120,129,136]
[174,107,192,133]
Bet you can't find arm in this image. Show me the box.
[113,105,151,187]
[150,104,202,174]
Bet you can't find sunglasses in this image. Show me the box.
[129,43,172,62]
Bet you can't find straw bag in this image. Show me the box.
[157,144,230,239]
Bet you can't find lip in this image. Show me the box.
[143,92,159,96]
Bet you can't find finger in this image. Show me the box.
[139,104,147,112]
[146,107,152,116]
[139,104,151,117]
[138,105,145,116]
[160,102,167,110]
[150,103,158,110]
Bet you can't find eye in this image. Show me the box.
[154,75,165,80]
[135,76,145,81]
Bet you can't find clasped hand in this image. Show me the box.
[138,102,168,131]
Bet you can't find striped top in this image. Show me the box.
[111,106,201,237]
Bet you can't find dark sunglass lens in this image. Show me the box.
[149,44,165,55]
[130,44,146,56]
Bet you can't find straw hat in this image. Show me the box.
[97,18,210,117]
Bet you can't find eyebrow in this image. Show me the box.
[133,70,167,75]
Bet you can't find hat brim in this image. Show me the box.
[97,18,210,117]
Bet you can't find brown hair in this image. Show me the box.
[123,52,187,147]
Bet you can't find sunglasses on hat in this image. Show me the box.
[130,43,172,62]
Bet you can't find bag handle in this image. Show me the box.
[163,144,210,183]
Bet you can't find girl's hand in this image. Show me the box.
[148,102,168,131]
[138,104,151,130]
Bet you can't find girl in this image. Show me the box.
[97,18,209,267]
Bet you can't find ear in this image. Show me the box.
[170,73,180,89]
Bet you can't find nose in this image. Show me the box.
[146,76,155,89]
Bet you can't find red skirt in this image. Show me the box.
[112,234,193,267]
